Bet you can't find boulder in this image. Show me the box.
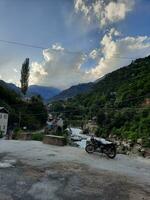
[137,138,143,145]
[131,144,142,156]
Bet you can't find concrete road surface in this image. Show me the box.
[0,140,150,200]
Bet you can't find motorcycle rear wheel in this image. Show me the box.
[105,145,116,159]
[85,144,95,154]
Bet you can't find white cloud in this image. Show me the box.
[89,30,150,79]
[73,1,150,83]
[74,0,135,27]
[13,68,18,73]
[30,32,150,89]
[109,28,121,37]
[89,49,99,59]
[52,43,65,51]
[30,62,48,85]
[0,74,2,79]
[30,45,90,89]
[74,0,91,19]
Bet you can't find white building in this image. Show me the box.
[0,107,9,135]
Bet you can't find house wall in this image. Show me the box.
[0,113,8,135]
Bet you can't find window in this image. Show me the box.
[3,125,5,130]
[4,114,8,119]
[0,114,2,119]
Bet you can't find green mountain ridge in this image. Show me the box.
[51,56,150,146]
[50,82,94,102]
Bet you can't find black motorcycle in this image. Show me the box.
[85,136,116,159]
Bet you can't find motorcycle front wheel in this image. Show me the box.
[105,145,116,159]
[85,144,95,154]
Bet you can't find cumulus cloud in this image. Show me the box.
[13,68,18,73]
[30,62,48,85]
[52,43,65,51]
[73,1,150,82]
[30,33,150,89]
[89,49,99,59]
[89,30,150,79]
[28,2,149,89]
[74,0,135,27]
[30,44,91,89]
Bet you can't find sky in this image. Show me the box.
[0,0,150,89]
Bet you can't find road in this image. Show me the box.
[0,140,150,200]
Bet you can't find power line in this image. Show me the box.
[0,39,46,49]
[0,38,141,60]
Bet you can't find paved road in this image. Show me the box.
[0,140,150,200]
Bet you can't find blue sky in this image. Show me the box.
[0,0,150,89]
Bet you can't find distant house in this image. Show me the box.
[0,107,9,135]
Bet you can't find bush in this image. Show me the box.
[12,128,21,139]
[142,137,150,148]
[63,130,69,145]
[127,131,138,142]
[31,133,44,141]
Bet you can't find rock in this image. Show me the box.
[137,138,143,145]
[131,144,142,156]
[140,148,146,157]
[143,148,150,158]
[117,145,128,154]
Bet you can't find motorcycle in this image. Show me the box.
[85,136,116,159]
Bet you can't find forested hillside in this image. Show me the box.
[0,82,47,130]
[51,56,150,146]
[50,82,94,101]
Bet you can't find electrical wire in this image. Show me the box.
[0,38,144,60]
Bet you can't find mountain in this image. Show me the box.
[27,85,60,102]
[50,56,150,147]
[0,80,60,102]
[0,80,20,93]
[50,82,94,102]
[7,83,21,94]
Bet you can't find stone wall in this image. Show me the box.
[19,133,32,140]
[43,135,66,146]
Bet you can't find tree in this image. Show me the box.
[20,58,30,95]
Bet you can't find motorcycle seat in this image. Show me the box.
[97,138,112,145]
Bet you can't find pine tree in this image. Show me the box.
[20,58,30,95]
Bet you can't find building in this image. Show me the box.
[0,107,9,135]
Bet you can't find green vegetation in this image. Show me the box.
[31,132,44,141]
[0,83,48,131]
[50,56,150,147]
[12,128,22,139]
[20,58,30,95]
